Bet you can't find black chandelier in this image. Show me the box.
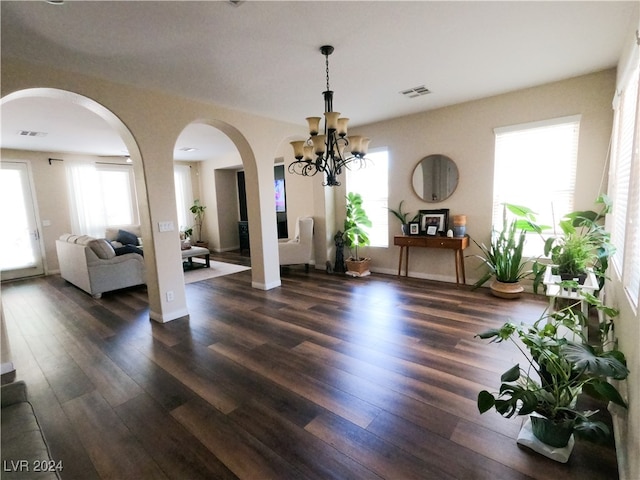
[289,45,370,187]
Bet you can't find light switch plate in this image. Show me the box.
[158,221,175,232]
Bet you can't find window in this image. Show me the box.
[66,161,138,237]
[98,165,137,226]
[493,116,580,254]
[174,164,194,232]
[346,148,389,247]
[609,65,640,306]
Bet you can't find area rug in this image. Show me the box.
[184,261,251,284]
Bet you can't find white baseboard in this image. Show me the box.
[252,280,281,290]
[149,308,189,323]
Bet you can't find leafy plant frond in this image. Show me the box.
[387,200,417,224]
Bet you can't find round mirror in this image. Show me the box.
[411,154,459,202]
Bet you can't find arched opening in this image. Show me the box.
[173,118,280,291]
[0,87,153,294]
[173,122,248,263]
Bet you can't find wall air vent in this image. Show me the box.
[18,130,48,137]
[400,86,431,98]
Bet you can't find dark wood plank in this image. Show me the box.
[229,399,383,480]
[62,390,168,479]
[171,397,306,480]
[115,393,239,480]
[306,411,457,480]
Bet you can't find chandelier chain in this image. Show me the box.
[325,53,331,92]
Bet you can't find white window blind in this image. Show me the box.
[346,148,389,248]
[174,164,194,233]
[493,116,580,255]
[610,65,640,305]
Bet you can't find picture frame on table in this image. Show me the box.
[419,209,449,236]
[409,222,420,235]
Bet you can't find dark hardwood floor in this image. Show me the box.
[1,252,619,479]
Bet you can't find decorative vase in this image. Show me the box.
[453,214,466,226]
[401,224,409,236]
[490,280,524,299]
[453,226,466,237]
[453,214,467,237]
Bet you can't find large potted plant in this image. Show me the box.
[471,204,545,299]
[343,192,372,277]
[189,199,207,247]
[476,294,628,462]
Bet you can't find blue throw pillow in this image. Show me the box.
[114,245,143,256]
[116,229,138,246]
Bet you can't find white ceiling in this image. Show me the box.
[1,1,637,161]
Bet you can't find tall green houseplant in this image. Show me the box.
[189,199,206,243]
[343,192,372,261]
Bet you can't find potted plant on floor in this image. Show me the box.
[180,227,193,250]
[190,199,208,248]
[343,192,372,277]
[476,294,629,462]
[471,204,545,299]
[387,200,418,235]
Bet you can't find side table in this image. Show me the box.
[393,235,469,286]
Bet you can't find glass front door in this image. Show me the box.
[0,161,45,280]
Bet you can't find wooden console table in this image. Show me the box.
[394,235,469,286]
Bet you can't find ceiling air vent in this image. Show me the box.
[400,86,431,98]
[18,130,47,137]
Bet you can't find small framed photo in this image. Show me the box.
[419,209,449,235]
[409,222,420,235]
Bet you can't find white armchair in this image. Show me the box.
[278,217,314,271]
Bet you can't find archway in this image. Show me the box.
[0,87,155,301]
[175,118,280,291]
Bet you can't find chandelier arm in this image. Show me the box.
[289,159,320,177]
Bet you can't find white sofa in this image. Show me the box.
[56,226,145,298]
[278,217,314,272]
